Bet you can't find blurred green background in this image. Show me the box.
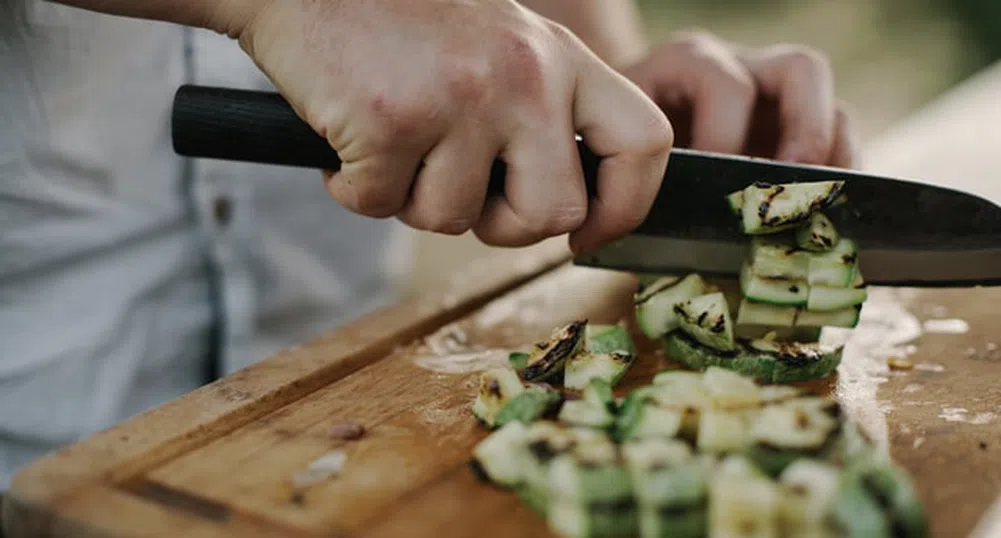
[405,0,1000,295]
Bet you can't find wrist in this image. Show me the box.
[205,0,274,38]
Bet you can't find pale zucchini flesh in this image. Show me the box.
[674,292,736,352]
[635,274,707,339]
[740,263,809,306]
[564,350,636,390]
[472,367,526,427]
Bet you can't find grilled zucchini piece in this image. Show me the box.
[807,238,858,287]
[470,421,530,487]
[674,292,736,352]
[663,334,842,383]
[749,236,811,280]
[739,180,845,235]
[471,367,526,427]
[585,323,637,355]
[848,458,929,538]
[807,286,868,312]
[523,320,587,382]
[708,455,781,538]
[547,498,639,538]
[494,385,564,427]
[559,378,617,429]
[740,263,808,306]
[508,351,530,372]
[796,212,840,252]
[750,340,844,383]
[549,439,632,503]
[638,506,708,538]
[831,476,893,538]
[795,306,862,329]
[777,460,842,537]
[697,409,754,453]
[726,189,744,215]
[621,439,701,504]
[564,350,636,390]
[635,274,707,339]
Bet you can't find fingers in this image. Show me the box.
[395,128,501,235]
[322,97,441,218]
[566,52,674,254]
[740,45,837,164]
[828,103,861,168]
[323,149,425,219]
[652,34,757,155]
[472,113,588,247]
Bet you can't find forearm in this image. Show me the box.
[47,0,263,36]
[518,0,648,69]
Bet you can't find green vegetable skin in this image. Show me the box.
[468,364,927,538]
[461,180,929,538]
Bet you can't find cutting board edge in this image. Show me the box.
[1,242,573,525]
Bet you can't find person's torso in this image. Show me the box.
[0,0,411,489]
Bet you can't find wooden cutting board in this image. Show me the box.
[3,233,1001,538]
[7,59,1001,538]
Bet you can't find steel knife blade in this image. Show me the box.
[169,85,1001,286]
[572,149,1001,287]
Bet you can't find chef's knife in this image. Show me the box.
[170,84,1001,287]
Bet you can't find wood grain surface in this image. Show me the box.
[5,61,1001,538]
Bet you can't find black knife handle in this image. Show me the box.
[171,84,601,198]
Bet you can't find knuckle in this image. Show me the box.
[443,59,491,105]
[639,113,675,156]
[774,45,832,78]
[496,29,547,97]
[365,95,435,148]
[351,184,403,218]
[669,29,719,55]
[525,202,588,237]
[416,213,475,236]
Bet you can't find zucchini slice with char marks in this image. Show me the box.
[470,420,530,487]
[708,455,781,538]
[740,263,809,307]
[585,324,637,355]
[808,239,859,287]
[807,286,868,312]
[797,212,841,252]
[564,350,636,390]
[494,384,564,427]
[523,320,587,382]
[846,457,929,538]
[674,292,736,352]
[471,367,526,427]
[635,274,707,339]
[739,180,845,235]
[749,236,811,281]
[559,379,617,429]
[547,439,639,538]
[777,459,842,537]
[662,332,842,384]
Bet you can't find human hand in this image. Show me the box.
[227,0,673,252]
[619,31,859,168]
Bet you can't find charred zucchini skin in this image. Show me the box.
[662,332,842,384]
[523,321,587,382]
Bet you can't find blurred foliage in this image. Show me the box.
[928,0,1001,68]
[641,0,1000,77]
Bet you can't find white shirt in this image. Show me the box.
[0,1,411,489]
